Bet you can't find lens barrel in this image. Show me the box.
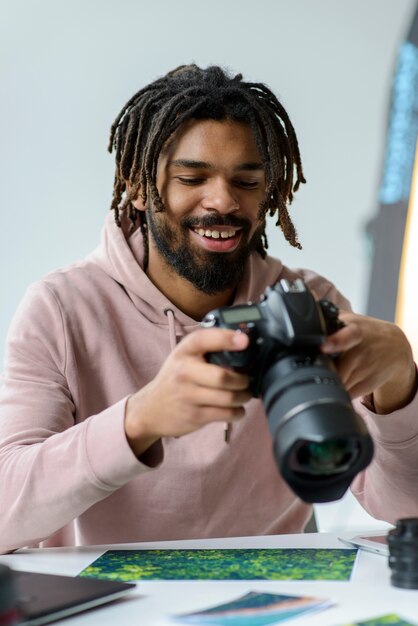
[388,518,418,589]
[262,353,374,503]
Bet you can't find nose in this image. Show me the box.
[200,179,239,214]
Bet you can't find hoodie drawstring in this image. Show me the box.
[164,308,178,351]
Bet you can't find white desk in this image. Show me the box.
[1,533,417,625]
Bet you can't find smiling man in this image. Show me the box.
[0,65,417,552]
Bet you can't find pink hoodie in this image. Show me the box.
[0,214,417,553]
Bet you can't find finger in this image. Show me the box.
[175,328,249,358]
[346,382,369,399]
[336,353,376,399]
[321,322,363,354]
[191,386,252,408]
[181,358,251,390]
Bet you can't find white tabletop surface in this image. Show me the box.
[1,533,417,625]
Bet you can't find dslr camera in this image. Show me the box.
[202,278,374,503]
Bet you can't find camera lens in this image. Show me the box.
[388,518,418,589]
[261,353,373,503]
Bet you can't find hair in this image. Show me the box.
[108,64,306,264]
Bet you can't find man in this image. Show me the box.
[0,65,417,553]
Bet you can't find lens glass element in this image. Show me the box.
[295,439,359,475]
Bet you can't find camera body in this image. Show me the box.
[202,278,374,503]
[202,278,343,397]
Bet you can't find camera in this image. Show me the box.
[202,278,374,503]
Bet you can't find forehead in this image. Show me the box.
[159,119,263,165]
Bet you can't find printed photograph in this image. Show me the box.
[172,590,333,625]
[79,548,358,582]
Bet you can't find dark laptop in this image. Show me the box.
[14,570,136,625]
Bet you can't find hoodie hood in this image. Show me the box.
[87,212,285,331]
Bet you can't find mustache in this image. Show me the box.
[182,214,252,233]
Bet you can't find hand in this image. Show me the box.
[124,328,252,457]
[321,311,417,414]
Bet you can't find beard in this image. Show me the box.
[145,208,262,295]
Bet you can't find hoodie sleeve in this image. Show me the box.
[0,282,153,553]
[351,392,418,522]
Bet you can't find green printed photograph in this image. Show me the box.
[79,548,358,582]
[341,615,417,626]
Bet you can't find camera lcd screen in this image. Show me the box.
[221,306,262,324]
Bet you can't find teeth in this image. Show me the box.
[196,229,236,239]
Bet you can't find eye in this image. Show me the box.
[234,180,260,189]
[176,176,205,185]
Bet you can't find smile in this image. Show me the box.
[190,226,243,252]
[193,227,240,240]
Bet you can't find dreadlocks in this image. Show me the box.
[108,64,306,263]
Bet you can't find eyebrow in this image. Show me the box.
[168,159,264,172]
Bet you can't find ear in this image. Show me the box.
[126,182,147,212]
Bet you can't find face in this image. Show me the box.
[135,119,267,295]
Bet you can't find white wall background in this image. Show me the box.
[1,0,416,532]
